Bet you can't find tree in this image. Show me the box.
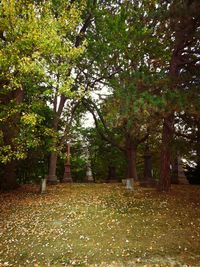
[159,0,200,191]
[45,0,97,184]
[173,113,200,184]
[79,1,170,188]
[0,0,49,189]
[0,0,89,189]
[1,0,199,191]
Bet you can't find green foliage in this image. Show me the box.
[0,0,199,185]
[80,1,172,147]
[0,0,86,166]
[17,150,49,184]
[83,127,126,181]
[80,0,200,183]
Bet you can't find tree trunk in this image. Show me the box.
[46,9,94,184]
[159,1,197,191]
[1,121,18,190]
[1,161,18,191]
[125,142,137,189]
[159,114,174,192]
[197,121,200,166]
[47,152,59,184]
[127,146,137,179]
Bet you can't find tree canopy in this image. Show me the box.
[0,0,200,191]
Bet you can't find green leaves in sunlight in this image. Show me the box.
[0,0,87,163]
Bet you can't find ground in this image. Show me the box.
[0,183,199,267]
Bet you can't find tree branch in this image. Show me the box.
[60,101,80,145]
[82,98,125,152]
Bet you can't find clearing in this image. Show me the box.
[0,183,199,267]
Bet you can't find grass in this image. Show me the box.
[0,183,200,266]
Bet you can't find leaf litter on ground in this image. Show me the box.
[0,183,199,266]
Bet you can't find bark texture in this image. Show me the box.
[126,145,137,180]
[47,152,58,184]
[125,136,138,182]
[159,114,174,192]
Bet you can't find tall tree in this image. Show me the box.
[46,0,97,184]
[79,1,169,187]
[0,0,89,189]
[159,0,200,191]
[0,0,48,189]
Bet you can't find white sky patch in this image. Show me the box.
[82,86,111,128]
[82,111,94,128]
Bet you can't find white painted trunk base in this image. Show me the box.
[40,178,47,194]
[126,178,134,190]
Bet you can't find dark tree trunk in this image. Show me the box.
[197,121,200,166]
[159,114,174,192]
[158,10,178,192]
[126,145,137,180]
[1,161,18,191]
[144,147,152,180]
[107,166,117,182]
[159,1,199,191]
